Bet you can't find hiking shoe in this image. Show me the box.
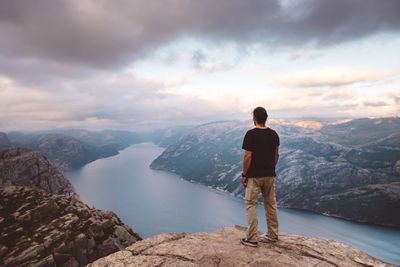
[259,233,278,243]
[241,238,258,247]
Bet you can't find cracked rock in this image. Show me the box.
[89,226,394,267]
[0,186,141,267]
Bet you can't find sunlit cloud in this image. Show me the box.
[272,67,393,88]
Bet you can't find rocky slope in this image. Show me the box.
[150,118,400,227]
[0,186,142,267]
[88,226,393,267]
[0,148,77,197]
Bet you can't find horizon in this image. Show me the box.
[2,115,399,133]
[1,1,399,132]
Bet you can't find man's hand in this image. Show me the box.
[242,176,247,187]
[242,150,252,188]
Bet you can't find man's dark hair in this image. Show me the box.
[253,107,268,125]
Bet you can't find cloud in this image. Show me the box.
[322,88,356,100]
[288,50,323,62]
[1,0,399,130]
[1,0,400,75]
[363,101,388,107]
[0,73,240,131]
[273,67,392,88]
[162,59,234,87]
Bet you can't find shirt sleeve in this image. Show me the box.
[242,131,255,151]
[275,131,280,147]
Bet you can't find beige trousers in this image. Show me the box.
[245,176,279,242]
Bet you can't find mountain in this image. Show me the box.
[0,186,141,267]
[53,129,148,151]
[150,118,400,227]
[6,132,120,171]
[153,126,194,147]
[88,226,393,266]
[0,148,77,197]
[5,128,189,171]
[0,132,11,148]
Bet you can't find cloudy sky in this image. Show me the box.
[1,0,399,131]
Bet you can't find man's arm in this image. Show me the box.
[275,146,279,167]
[242,150,252,187]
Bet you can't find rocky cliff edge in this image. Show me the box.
[88,225,392,267]
[0,186,142,267]
[0,148,77,197]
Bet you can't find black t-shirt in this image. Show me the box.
[242,128,280,177]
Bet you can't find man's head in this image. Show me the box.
[253,107,268,126]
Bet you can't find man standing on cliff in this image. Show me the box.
[241,106,280,247]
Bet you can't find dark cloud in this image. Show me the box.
[1,0,399,75]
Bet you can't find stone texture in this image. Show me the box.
[89,226,393,267]
[0,147,77,197]
[0,186,142,267]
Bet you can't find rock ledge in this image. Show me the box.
[88,226,393,267]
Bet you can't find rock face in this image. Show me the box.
[0,132,11,148]
[0,186,142,267]
[150,118,400,227]
[0,148,77,197]
[88,226,392,267]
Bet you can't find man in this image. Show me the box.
[241,106,280,247]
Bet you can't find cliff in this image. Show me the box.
[0,148,77,197]
[0,148,143,266]
[88,226,393,267]
[0,186,142,267]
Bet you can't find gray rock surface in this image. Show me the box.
[0,132,11,148]
[0,186,142,267]
[88,226,393,267]
[0,147,77,197]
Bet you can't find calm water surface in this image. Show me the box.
[66,143,400,264]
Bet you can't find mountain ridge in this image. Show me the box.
[2,127,192,171]
[150,117,400,227]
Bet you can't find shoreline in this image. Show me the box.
[151,164,400,230]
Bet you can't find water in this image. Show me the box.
[66,143,400,265]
